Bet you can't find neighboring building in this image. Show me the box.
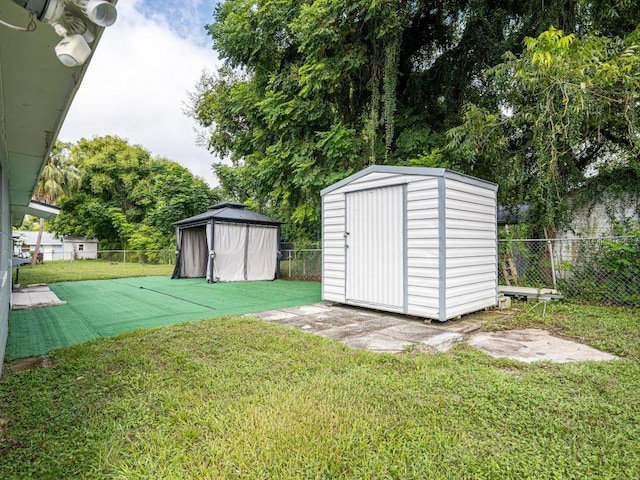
[62,237,99,260]
[561,191,639,238]
[497,192,638,238]
[13,231,63,261]
[13,231,99,261]
[1,0,116,376]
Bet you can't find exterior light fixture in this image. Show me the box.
[11,0,117,67]
[75,0,117,27]
[54,32,91,66]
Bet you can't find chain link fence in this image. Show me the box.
[64,238,640,306]
[280,237,639,306]
[499,237,640,306]
[98,250,175,265]
[280,249,322,281]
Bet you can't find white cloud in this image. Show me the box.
[59,0,221,185]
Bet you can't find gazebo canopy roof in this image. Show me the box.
[174,202,283,227]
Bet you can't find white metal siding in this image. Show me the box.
[406,178,440,319]
[444,178,497,318]
[0,164,9,376]
[346,185,404,310]
[322,194,346,302]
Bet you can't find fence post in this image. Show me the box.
[547,239,557,289]
[123,250,126,265]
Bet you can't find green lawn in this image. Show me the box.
[1,302,639,479]
[16,259,174,286]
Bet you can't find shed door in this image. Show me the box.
[346,185,404,309]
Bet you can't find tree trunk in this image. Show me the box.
[30,218,45,266]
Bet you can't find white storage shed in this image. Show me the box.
[321,166,498,322]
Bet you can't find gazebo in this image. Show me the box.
[171,202,282,283]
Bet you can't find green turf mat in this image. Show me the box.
[7,278,321,359]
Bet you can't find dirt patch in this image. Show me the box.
[9,356,55,373]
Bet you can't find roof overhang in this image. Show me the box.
[0,1,112,226]
[12,200,60,220]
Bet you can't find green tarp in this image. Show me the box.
[7,277,321,359]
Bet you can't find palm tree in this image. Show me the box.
[30,143,81,265]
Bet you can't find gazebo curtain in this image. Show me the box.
[174,221,279,282]
[213,223,246,282]
[246,225,278,280]
[179,228,207,278]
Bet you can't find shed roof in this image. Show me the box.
[320,165,498,196]
[174,202,283,227]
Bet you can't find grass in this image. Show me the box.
[16,260,174,286]
[1,301,639,478]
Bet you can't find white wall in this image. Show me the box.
[406,178,440,319]
[63,239,99,260]
[444,178,497,319]
[0,163,9,376]
[322,192,347,303]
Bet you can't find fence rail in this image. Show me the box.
[500,236,639,306]
[98,250,175,265]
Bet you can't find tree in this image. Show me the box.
[31,143,80,265]
[51,136,221,249]
[193,0,640,239]
[447,26,640,234]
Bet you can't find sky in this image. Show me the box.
[59,0,222,186]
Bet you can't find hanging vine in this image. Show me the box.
[382,34,399,163]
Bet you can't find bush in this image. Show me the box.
[560,222,640,306]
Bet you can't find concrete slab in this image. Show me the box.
[341,333,413,353]
[419,332,464,353]
[316,321,383,341]
[246,303,617,362]
[11,286,66,310]
[248,303,460,354]
[377,322,450,342]
[280,304,334,316]
[251,310,298,322]
[467,329,618,363]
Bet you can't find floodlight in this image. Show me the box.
[11,0,117,67]
[74,0,117,27]
[54,33,91,67]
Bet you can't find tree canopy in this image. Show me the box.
[191,0,640,239]
[50,136,221,249]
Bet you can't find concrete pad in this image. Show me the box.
[282,316,362,333]
[11,286,66,310]
[341,333,413,353]
[280,304,333,315]
[377,322,450,342]
[249,310,298,322]
[419,332,464,353]
[247,303,615,362]
[316,321,381,341]
[467,329,618,363]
